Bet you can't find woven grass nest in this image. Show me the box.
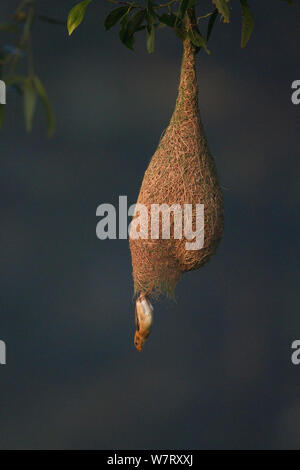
[129,34,224,302]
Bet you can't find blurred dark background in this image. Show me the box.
[0,0,299,449]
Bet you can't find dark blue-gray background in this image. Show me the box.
[0,0,299,449]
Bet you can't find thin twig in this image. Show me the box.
[197,12,214,21]
[107,0,179,9]
[157,0,179,7]
[107,0,140,7]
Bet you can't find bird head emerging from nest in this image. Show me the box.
[134,294,153,351]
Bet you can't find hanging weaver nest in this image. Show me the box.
[129,33,224,300]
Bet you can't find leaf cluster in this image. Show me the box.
[0,0,60,135]
[65,0,294,53]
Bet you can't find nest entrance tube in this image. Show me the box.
[129,36,224,299]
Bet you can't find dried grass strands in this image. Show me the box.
[129,36,224,299]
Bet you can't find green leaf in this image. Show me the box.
[179,0,190,18]
[240,0,254,48]
[281,0,294,5]
[67,0,92,36]
[127,9,146,36]
[119,6,135,51]
[121,33,135,50]
[162,13,185,40]
[146,0,156,19]
[0,104,4,129]
[33,76,55,137]
[119,20,135,51]
[136,25,146,32]
[146,23,155,53]
[179,0,197,18]
[159,13,177,28]
[174,21,186,41]
[206,9,218,41]
[23,77,37,133]
[104,6,129,31]
[212,0,230,23]
[188,29,211,54]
